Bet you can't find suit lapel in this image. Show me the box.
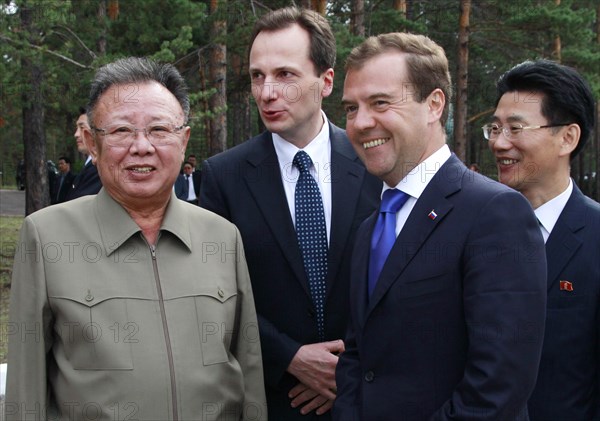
[244,133,310,296]
[545,185,585,290]
[367,155,462,314]
[327,124,367,293]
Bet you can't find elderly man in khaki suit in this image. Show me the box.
[5,57,266,421]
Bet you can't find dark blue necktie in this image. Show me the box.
[368,189,409,296]
[294,151,328,341]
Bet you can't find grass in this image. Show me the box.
[0,215,24,363]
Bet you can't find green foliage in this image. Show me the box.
[152,25,195,62]
[0,0,598,197]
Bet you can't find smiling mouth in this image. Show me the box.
[129,167,154,173]
[498,159,518,165]
[363,138,389,150]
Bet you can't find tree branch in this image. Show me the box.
[52,25,97,60]
[0,35,93,69]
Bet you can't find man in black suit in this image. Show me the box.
[334,33,547,420]
[175,161,199,204]
[200,7,380,420]
[488,60,599,420]
[64,108,102,201]
[51,156,75,204]
[186,155,202,200]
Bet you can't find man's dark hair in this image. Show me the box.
[78,106,87,116]
[58,156,71,165]
[87,57,189,125]
[250,7,336,75]
[495,60,595,159]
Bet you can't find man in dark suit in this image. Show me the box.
[333,33,547,420]
[186,154,202,194]
[65,108,102,201]
[200,7,380,420]
[175,161,199,204]
[50,156,75,204]
[488,60,600,420]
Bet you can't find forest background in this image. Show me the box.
[1,0,599,215]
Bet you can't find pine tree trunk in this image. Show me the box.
[453,0,471,162]
[97,0,107,55]
[394,0,407,16]
[230,53,252,146]
[552,0,561,61]
[311,0,326,15]
[21,3,49,214]
[208,0,227,155]
[351,0,365,37]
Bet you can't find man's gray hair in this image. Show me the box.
[87,57,190,125]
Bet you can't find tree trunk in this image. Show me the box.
[351,0,365,37]
[453,0,471,163]
[552,0,561,62]
[208,0,227,155]
[97,0,107,55]
[230,53,252,146]
[21,3,49,214]
[311,0,327,15]
[394,0,407,17]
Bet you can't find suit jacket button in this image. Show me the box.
[364,371,374,382]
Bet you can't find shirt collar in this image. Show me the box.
[534,178,573,236]
[383,144,452,198]
[95,189,192,256]
[272,110,330,169]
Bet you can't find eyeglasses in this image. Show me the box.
[91,123,186,147]
[482,123,571,141]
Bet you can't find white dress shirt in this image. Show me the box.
[186,174,197,202]
[534,179,573,243]
[382,144,452,237]
[272,112,332,242]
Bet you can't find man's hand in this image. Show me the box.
[287,340,344,414]
[289,382,333,415]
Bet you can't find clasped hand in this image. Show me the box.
[287,339,345,415]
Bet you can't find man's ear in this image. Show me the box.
[559,123,580,158]
[427,88,445,123]
[180,126,191,162]
[83,127,99,164]
[321,68,335,98]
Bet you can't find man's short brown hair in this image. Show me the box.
[346,32,452,127]
[250,7,336,76]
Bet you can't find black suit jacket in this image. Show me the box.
[334,155,547,421]
[64,160,102,201]
[192,169,202,196]
[200,123,381,420]
[174,174,189,200]
[528,183,600,421]
[51,171,75,204]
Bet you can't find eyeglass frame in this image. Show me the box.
[90,122,187,147]
[481,122,571,141]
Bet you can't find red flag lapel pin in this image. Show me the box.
[428,210,438,220]
[559,280,573,292]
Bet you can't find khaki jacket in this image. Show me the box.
[6,189,267,420]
